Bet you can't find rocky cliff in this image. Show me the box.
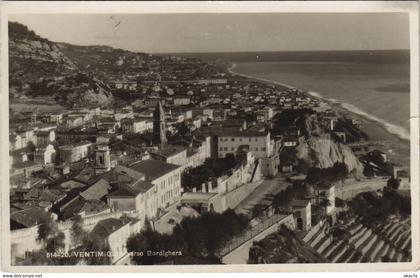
[9,22,114,108]
[279,113,365,177]
[296,135,364,177]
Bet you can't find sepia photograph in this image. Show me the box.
[1,1,419,273]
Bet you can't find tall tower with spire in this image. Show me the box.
[152,100,167,145]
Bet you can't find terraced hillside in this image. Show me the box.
[302,216,411,263]
[248,225,328,264]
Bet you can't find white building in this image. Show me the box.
[262,106,274,120]
[35,130,55,146]
[314,183,336,215]
[58,141,93,163]
[217,129,273,159]
[121,118,153,134]
[148,145,188,167]
[290,199,312,231]
[34,144,56,164]
[90,218,142,264]
[173,96,191,106]
[129,159,183,219]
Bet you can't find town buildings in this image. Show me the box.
[129,159,182,219]
[8,40,410,266]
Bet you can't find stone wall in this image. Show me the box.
[335,177,388,200]
[223,180,261,210]
[221,214,295,264]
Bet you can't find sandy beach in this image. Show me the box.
[228,63,410,171]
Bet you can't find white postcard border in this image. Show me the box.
[0,1,419,273]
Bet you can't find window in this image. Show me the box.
[231,138,235,142]
[231,147,234,151]
[239,138,242,142]
[255,138,258,142]
[224,147,228,151]
[220,147,223,151]
[262,147,266,151]
[249,138,252,142]
[255,147,258,151]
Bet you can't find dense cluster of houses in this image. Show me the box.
[10,51,406,265]
[8,71,340,262]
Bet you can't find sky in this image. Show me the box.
[9,13,410,53]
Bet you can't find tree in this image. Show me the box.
[78,235,111,265]
[127,209,248,265]
[251,204,267,219]
[306,162,348,185]
[335,197,346,208]
[37,217,65,253]
[22,216,66,265]
[387,177,400,190]
[363,164,375,178]
[127,224,182,265]
[70,215,87,248]
[181,156,239,192]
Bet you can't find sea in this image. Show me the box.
[165,50,410,141]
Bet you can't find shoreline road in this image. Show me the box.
[235,173,291,216]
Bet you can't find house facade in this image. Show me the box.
[218,130,272,159]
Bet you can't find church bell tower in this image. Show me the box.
[152,100,167,145]
[94,145,111,175]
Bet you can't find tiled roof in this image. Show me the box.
[130,180,154,193]
[197,126,268,138]
[10,207,51,229]
[130,159,180,181]
[79,199,110,216]
[80,179,111,200]
[90,218,128,239]
[24,188,66,203]
[108,186,139,198]
[149,144,186,158]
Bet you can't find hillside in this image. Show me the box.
[57,43,150,79]
[9,22,77,84]
[248,225,328,263]
[9,21,114,108]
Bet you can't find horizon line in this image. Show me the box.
[152,49,410,55]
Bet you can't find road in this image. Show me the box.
[234,173,291,216]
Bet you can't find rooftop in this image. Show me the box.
[290,199,310,208]
[130,159,180,181]
[60,196,109,220]
[80,179,111,200]
[10,207,51,229]
[108,180,154,198]
[181,192,218,202]
[90,218,129,239]
[59,141,93,150]
[149,144,186,158]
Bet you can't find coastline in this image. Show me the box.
[228,63,410,170]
